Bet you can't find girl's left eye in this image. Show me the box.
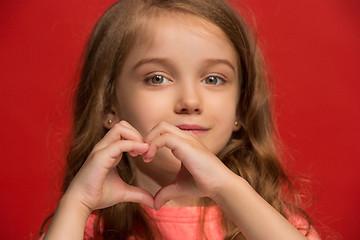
[146,75,170,85]
[202,76,225,85]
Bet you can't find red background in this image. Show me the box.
[0,0,359,239]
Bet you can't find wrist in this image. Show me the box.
[60,190,93,219]
[43,192,92,240]
[211,172,247,207]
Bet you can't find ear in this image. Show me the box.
[102,107,120,130]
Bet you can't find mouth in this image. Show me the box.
[176,124,209,135]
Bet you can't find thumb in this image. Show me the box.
[153,183,185,210]
[121,185,155,209]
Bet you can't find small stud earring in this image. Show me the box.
[234,121,239,127]
[107,119,113,124]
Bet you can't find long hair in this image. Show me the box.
[48,0,312,239]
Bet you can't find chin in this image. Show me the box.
[154,148,182,171]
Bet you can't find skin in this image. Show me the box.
[44,13,308,240]
[111,13,240,206]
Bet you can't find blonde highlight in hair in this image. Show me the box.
[47,0,312,239]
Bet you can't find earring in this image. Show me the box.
[234,121,239,127]
[107,119,113,124]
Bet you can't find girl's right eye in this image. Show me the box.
[145,75,170,85]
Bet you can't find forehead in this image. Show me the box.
[124,11,238,68]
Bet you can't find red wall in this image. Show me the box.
[0,0,359,239]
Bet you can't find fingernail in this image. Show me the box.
[129,152,138,157]
[143,156,152,163]
[137,143,149,148]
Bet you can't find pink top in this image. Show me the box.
[81,205,321,240]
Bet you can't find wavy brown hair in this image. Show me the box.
[43,0,312,239]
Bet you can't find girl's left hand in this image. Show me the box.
[142,121,234,210]
[144,122,310,240]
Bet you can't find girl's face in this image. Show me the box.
[112,13,239,180]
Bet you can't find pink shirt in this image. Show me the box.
[82,205,320,240]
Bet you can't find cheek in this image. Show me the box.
[213,93,238,121]
[205,94,238,154]
[118,93,170,136]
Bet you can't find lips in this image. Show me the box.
[176,124,209,135]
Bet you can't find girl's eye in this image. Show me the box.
[202,76,224,85]
[146,75,170,85]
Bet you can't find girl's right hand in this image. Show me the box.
[64,120,154,212]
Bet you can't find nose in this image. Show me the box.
[174,83,203,114]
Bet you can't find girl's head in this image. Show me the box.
[105,9,242,179]
[63,0,304,239]
[71,0,269,170]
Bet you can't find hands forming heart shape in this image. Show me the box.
[66,120,231,213]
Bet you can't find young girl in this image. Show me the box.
[42,0,320,239]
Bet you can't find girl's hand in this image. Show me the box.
[65,121,155,212]
[142,122,308,240]
[143,121,234,210]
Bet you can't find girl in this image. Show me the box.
[42,0,320,239]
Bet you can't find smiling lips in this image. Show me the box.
[176,124,209,135]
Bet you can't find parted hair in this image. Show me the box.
[45,0,311,239]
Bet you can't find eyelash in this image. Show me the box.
[144,74,227,86]
[201,75,226,85]
[145,74,171,85]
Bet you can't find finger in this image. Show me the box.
[114,121,146,157]
[145,121,186,143]
[94,121,143,151]
[154,183,186,210]
[143,121,199,163]
[92,140,149,169]
[118,120,135,129]
[143,132,189,163]
[93,168,155,210]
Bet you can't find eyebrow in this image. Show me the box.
[132,58,176,72]
[202,58,236,72]
[131,57,236,72]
